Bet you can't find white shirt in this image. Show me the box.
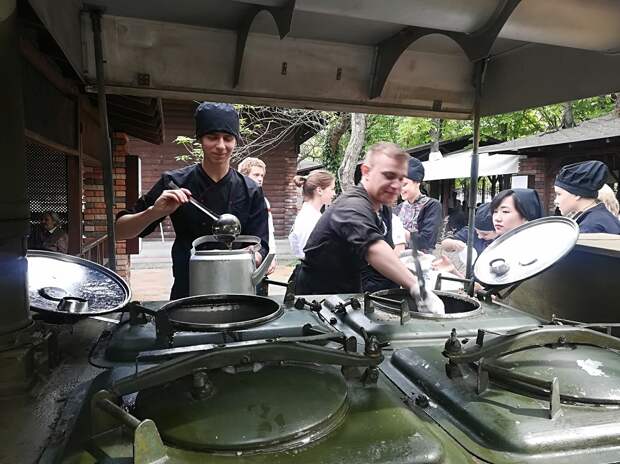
[288,202,322,259]
[265,197,276,253]
[391,214,406,246]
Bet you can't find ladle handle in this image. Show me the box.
[167,180,219,221]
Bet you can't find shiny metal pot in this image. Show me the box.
[189,235,274,295]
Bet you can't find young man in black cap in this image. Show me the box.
[554,160,620,234]
[295,142,444,314]
[116,102,269,299]
[394,158,443,253]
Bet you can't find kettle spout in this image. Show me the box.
[251,253,275,286]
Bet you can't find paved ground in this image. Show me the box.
[129,239,297,301]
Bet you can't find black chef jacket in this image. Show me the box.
[295,184,388,295]
[575,203,620,234]
[117,164,269,299]
[360,208,400,293]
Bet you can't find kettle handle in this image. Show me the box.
[251,253,275,286]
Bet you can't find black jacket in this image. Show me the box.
[118,164,268,299]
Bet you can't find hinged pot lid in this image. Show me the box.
[474,217,578,287]
[27,250,131,316]
[134,364,349,452]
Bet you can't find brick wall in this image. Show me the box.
[517,156,553,213]
[82,132,131,280]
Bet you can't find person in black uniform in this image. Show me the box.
[116,102,269,299]
[554,160,620,234]
[441,203,497,256]
[393,158,443,253]
[295,142,442,312]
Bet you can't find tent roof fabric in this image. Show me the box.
[422,150,520,181]
[36,0,620,118]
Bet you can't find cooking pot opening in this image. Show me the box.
[371,289,481,319]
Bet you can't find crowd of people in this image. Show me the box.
[113,102,620,301]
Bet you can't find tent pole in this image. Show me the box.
[0,0,32,337]
[89,8,117,271]
[465,61,485,279]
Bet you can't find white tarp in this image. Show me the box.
[422,151,520,181]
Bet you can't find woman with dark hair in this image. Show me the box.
[491,188,543,235]
[288,170,336,259]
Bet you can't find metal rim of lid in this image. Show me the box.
[161,294,284,331]
[27,250,131,316]
[474,216,579,287]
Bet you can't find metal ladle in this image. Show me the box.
[168,181,241,248]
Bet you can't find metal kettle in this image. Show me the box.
[189,235,275,295]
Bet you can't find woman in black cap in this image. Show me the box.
[393,157,443,253]
[441,202,498,255]
[491,188,543,236]
[554,160,620,234]
[115,102,269,299]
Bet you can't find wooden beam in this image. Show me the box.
[19,37,79,96]
[25,129,79,157]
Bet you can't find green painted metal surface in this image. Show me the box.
[134,364,349,451]
[390,345,620,462]
[59,377,475,463]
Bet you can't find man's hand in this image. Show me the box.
[441,238,466,252]
[432,255,458,274]
[267,256,277,275]
[409,283,445,315]
[152,188,192,217]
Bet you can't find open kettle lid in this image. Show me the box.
[27,250,131,317]
[474,216,579,287]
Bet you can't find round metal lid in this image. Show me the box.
[134,364,349,453]
[27,250,131,316]
[494,344,620,404]
[161,294,283,331]
[474,217,579,287]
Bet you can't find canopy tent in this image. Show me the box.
[422,151,519,181]
[28,0,620,119]
[6,0,620,303]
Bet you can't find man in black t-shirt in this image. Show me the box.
[116,103,268,299]
[296,142,419,296]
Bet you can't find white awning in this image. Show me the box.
[422,151,520,182]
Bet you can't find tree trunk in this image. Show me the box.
[561,101,575,128]
[327,114,351,155]
[429,118,443,153]
[338,113,367,192]
[615,93,620,118]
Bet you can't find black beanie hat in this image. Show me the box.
[474,203,494,231]
[195,102,241,142]
[407,157,425,182]
[554,160,608,199]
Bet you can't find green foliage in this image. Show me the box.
[174,136,202,164]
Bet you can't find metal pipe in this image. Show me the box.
[89,9,117,271]
[465,61,485,279]
[0,0,33,336]
[96,398,141,430]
